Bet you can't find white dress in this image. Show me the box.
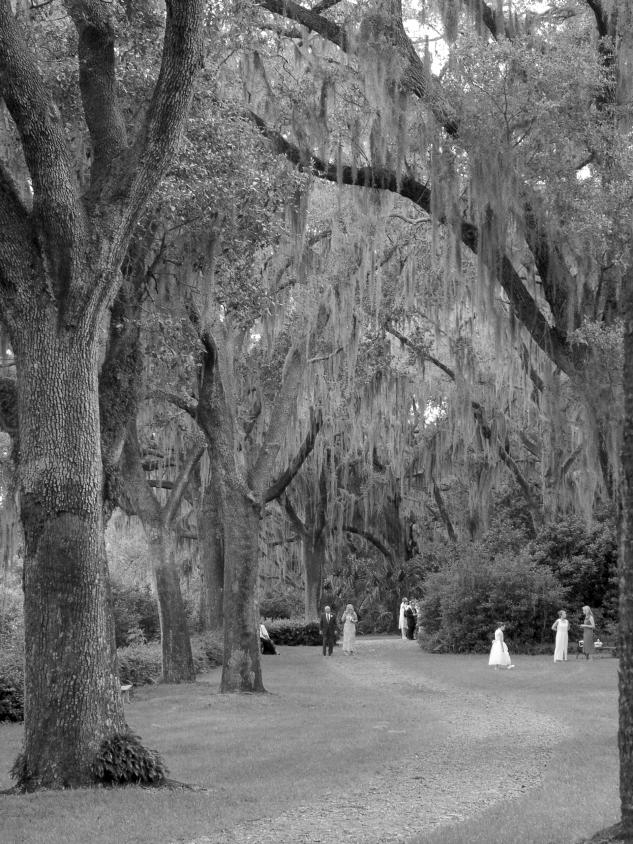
[399,602,407,639]
[553,619,569,661]
[342,611,358,653]
[488,628,511,667]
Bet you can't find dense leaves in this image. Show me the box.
[91,732,168,787]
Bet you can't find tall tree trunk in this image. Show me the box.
[17,324,125,789]
[198,463,224,631]
[620,267,633,835]
[220,483,264,693]
[148,526,195,682]
[121,423,196,682]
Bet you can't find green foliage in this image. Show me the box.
[0,573,24,722]
[91,732,168,787]
[528,514,618,623]
[191,632,224,670]
[266,619,331,646]
[116,642,163,686]
[419,546,566,653]
[111,580,160,647]
[259,590,301,620]
[0,646,23,722]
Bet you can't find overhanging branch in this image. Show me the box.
[251,114,579,375]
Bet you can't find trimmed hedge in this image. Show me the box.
[266,619,338,646]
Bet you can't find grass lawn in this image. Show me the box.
[0,637,621,844]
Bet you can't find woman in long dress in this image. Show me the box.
[581,605,595,660]
[488,622,514,670]
[398,598,408,640]
[551,610,569,661]
[341,604,358,654]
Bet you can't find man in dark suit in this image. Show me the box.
[319,605,337,656]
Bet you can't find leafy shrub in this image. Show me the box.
[266,619,336,646]
[418,547,566,653]
[0,577,24,722]
[0,644,24,722]
[111,581,160,647]
[91,731,167,786]
[259,589,303,620]
[528,515,618,623]
[191,631,223,669]
[117,642,163,685]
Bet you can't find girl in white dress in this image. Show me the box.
[488,623,514,669]
[398,598,408,640]
[341,604,358,654]
[551,610,569,661]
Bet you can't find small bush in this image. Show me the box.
[117,642,163,685]
[91,731,168,786]
[259,590,303,620]
[0,610,25,723]
[0,662,24,722]
[111,581,160,647]
[266,619,336,646]
[191,631,223,670]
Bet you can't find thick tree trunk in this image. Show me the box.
[220,483,264,693]
[120,424,196,682]
[302,534,324,621]
[148,527,195,682]
[198,467,224,631]
[17,324,125,789]
[619,269,633,835]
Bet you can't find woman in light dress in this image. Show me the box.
[551,610,569,661]
[488,622,514,670]
[581,605,595,660]
[341,603,358,655]
[398,598,408,640]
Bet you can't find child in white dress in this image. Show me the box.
[489,623,515,670]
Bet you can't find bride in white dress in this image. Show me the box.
[488,623,514,669]
[551,610,569,661]
[341,604,358,654]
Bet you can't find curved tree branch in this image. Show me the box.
[343,524,395,561]
[252,114,580,375]
[264,408,323,503]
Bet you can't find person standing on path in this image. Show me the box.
[399,598,408,640]
[551,610,569,661]
[320,605,337,656]
[488,622,514,670]
[581,605,595,660]
[341,604,358,655]
[405,601,416,640]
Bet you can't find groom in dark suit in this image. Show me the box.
[319,605,337,656]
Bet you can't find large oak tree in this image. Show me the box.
[0,0,204,788]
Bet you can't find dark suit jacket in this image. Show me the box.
[319,612,337,641]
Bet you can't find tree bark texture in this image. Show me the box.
[121,424,195,682]
[220,483,265,693]
[16,323,125,788]
[620,267,633,834]
[198,467,224,630]
[148,527,195,683]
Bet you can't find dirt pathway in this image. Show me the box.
[184,638,575,844]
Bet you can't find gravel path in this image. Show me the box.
[178,639,571,844]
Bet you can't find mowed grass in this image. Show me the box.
[0,640,622,844]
